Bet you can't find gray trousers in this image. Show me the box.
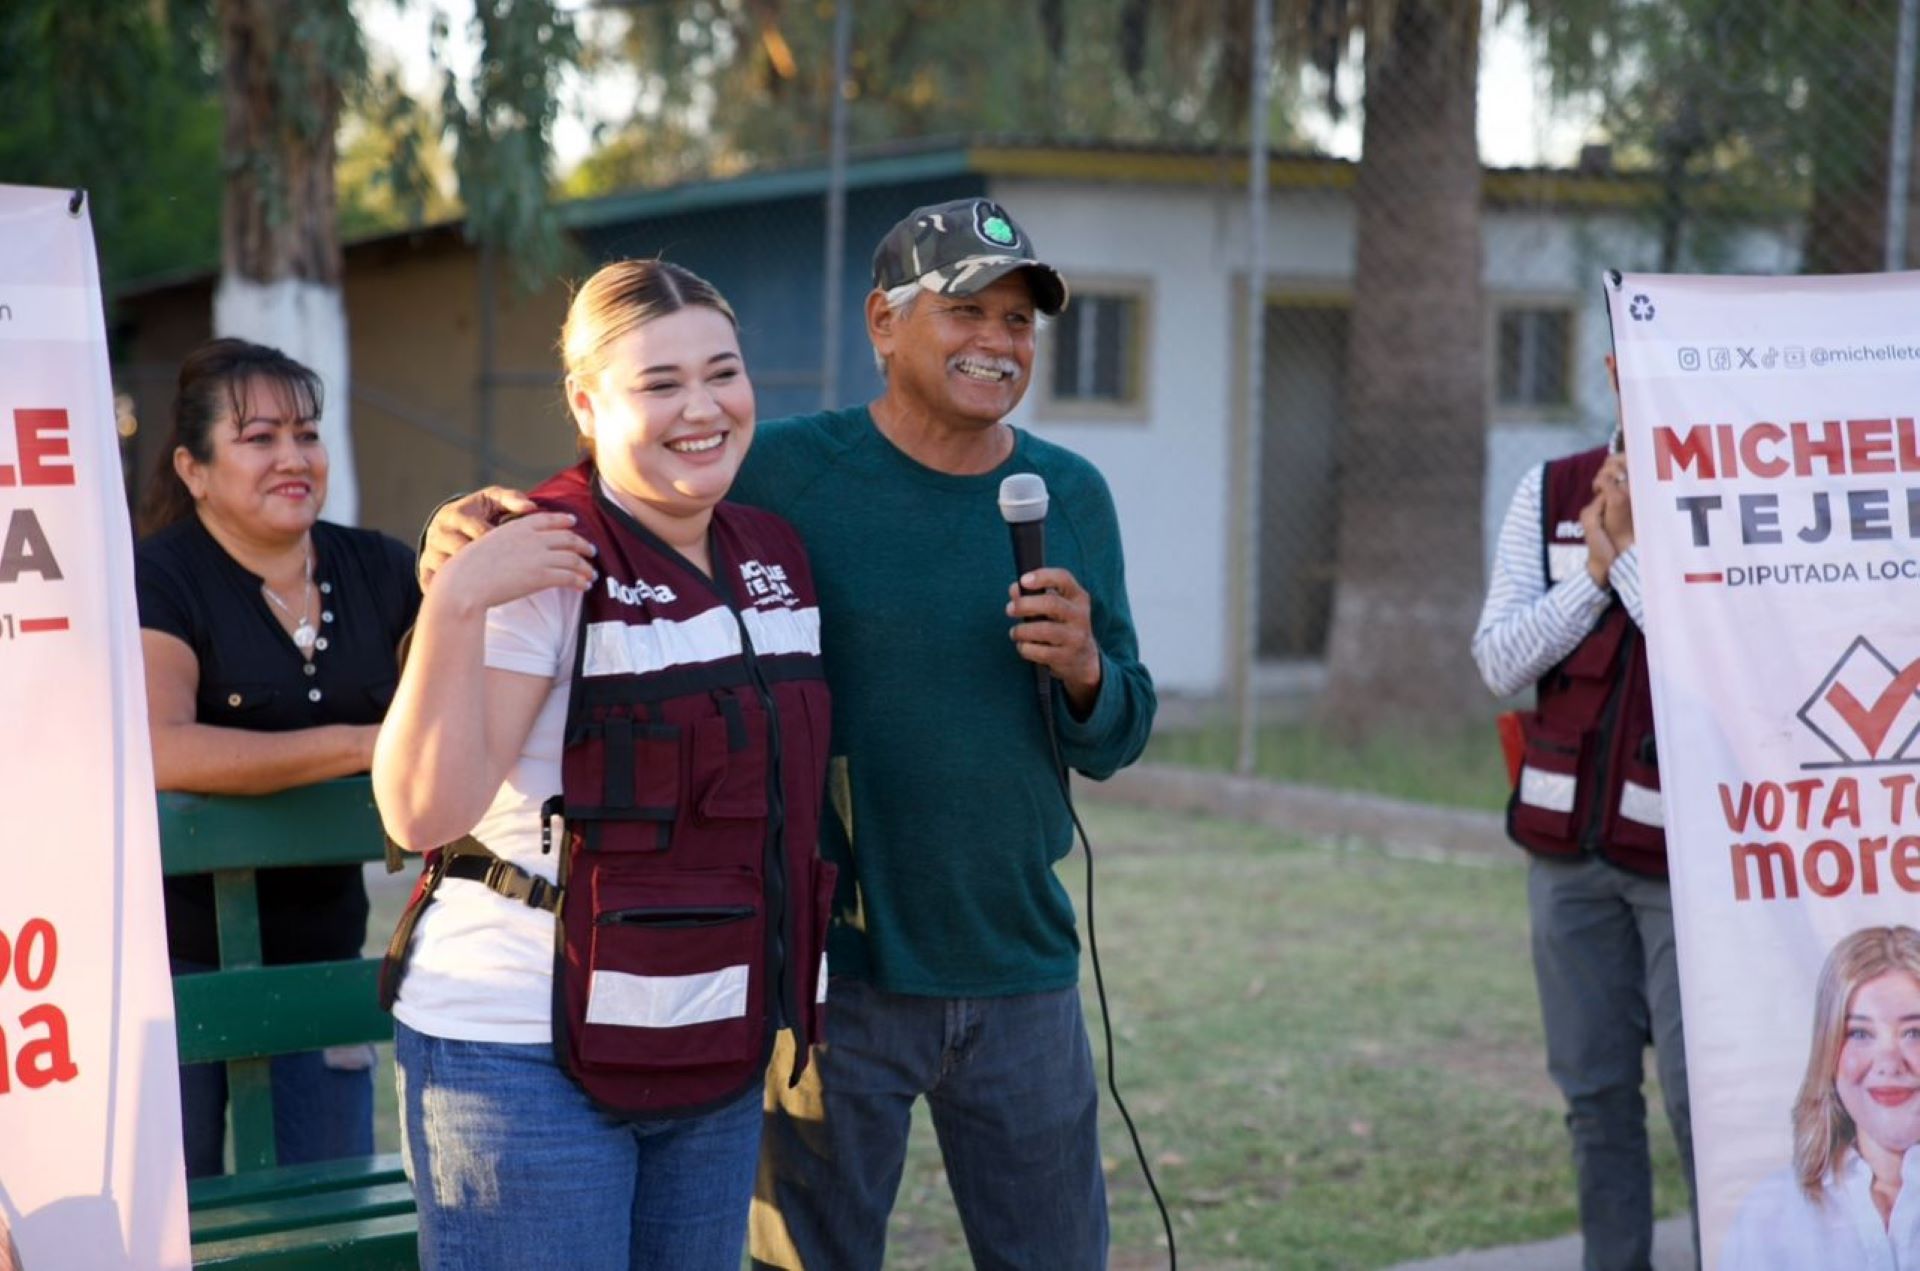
[1529,854,1697,1271]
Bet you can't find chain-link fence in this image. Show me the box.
[105,0,1919,764]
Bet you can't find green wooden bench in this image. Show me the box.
[159,777,419,1270]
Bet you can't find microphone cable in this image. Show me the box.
[1038,673,1178,1269]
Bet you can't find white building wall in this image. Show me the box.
[991,174,1796,695]
[992,179,1255,695]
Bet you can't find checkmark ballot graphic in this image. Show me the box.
[1799,638,1920,766]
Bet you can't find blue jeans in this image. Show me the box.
[394,1020,762,1271]
[174,961,374,1179]
[751,979,1108,1271]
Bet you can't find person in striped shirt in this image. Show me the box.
[1473,411,1697,1271]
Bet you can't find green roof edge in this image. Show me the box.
[558,145,977,233]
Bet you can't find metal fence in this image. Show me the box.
[109,0,1920,759]
[558,0,1920,752]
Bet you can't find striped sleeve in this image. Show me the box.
[1608,545,1645,630]
[1471,464,1613,697]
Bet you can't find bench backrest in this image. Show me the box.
[158,777,392,1173]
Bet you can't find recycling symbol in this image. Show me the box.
[1629,294,1655,322]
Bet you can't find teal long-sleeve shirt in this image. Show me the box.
[730,407,1157,996]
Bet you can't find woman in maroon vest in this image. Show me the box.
[373,261,833,1271]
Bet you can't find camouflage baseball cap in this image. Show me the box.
[871,198,1069,315]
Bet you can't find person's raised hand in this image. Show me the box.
[419,487,592,589]
[1595,453,1634,554]
[428,512,597,617]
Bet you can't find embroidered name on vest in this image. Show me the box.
[738,558,797,607]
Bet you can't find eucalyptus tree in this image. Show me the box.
[569,0,1300,192]
[212,0,363,516]
[210,0,575,523]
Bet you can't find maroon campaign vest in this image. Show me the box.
[1505,446,1669,877]
[382,462,834,1116]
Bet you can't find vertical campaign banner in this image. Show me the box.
[0,187,189,1268]
[1610,272,1920,1269]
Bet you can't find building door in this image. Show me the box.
[1257,302,1348,661]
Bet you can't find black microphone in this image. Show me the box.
[998,473,1051,705]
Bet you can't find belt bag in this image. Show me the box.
[380,804,835,1119]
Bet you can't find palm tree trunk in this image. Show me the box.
[213,0,357,523]
[1321,0,1486,723]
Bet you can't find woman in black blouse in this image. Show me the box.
[134,339,420,1178]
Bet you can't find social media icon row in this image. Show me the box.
[1677,346,1806,371]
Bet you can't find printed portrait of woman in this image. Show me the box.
[1719,924,1920,1269]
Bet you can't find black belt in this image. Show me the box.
[378,835,562,1010]
[440,842,562,913]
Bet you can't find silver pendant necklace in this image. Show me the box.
[261,548,316,655]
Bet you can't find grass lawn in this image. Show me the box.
[366,801,1686,1270]
[1143,714,1513,814]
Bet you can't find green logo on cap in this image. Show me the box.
[982,215,1016,246]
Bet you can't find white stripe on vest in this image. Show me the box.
[1619,779,1664,828]
[742,605,822,660]
[582,604,822,678]
[1519,765,1577,814]
[585,964,750,1029]
[1547,543,1588,583]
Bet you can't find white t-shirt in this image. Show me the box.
[1718,1148,1920,1271]
[390,582,582,1044]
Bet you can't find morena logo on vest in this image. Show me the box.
[604,574,676,609]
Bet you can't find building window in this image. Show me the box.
[1496,306,1573,409]
[1049,290,1145,407]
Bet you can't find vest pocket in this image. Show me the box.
[691,694,770,821]
[578,864,763,1069]
[563,711,683,852]
[1511,716,1585,843]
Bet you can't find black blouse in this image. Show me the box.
[136,516,420,966]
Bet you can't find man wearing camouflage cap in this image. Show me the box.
[739,197,1155,1269]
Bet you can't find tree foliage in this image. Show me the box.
[439,0,580,284]
[566,0,1312,195]
[338,65,463,240]
[1528,0,1909,272]
[0,0,581,290]
[0,0,223,288]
